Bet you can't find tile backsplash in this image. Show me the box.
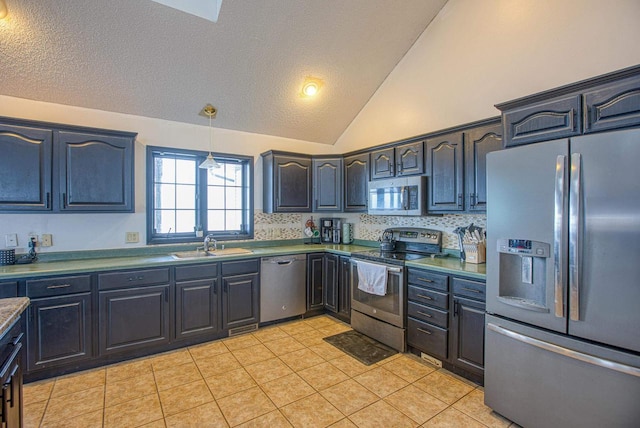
[253,210,486,250]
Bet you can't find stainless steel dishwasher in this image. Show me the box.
[260,254,307,323]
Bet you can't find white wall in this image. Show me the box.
[334,0,640,152]
[0,95,334,252]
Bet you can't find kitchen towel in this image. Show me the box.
[357,260,388,296]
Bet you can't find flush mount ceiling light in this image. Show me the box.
[198,104,221,170]
[0,0,8,20]
[301,77,323,98]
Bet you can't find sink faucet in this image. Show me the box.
[203,234,217,253]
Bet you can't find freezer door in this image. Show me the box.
[568,128,640,353]
[485,315,640,428]
[486,139,568,333]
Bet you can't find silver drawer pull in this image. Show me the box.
[47,284,71,289]
[417,277,433,283]
[417,294,433,300]
[417,328,432,335]
[417,311,432,318]
[462,287,482,293]
[128,276,145,281]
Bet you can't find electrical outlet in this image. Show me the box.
[41,234,53,247]
[125,232,139,243]
[5,234,18,248]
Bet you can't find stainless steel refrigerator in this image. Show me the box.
[485,128,640,427]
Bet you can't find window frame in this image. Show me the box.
[146,146,254,244]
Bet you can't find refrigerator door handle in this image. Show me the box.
[569,153,581,321]
[554,155,566,318]
[487,323,640,378]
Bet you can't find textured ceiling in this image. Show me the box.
[0,0,447,145]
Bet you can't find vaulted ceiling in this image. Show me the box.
[0,0,447,144]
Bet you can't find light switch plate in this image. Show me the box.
[125,232,139,243]
[5,234,18,247]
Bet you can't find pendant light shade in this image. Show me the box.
[199,104,221,170]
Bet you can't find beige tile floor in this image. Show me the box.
[24,315,517,428]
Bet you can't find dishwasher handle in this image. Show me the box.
[277,260,293,265]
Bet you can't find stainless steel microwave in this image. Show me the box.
[367,176,427,216]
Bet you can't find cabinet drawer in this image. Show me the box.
[175,263,218,281]
[408,301,448,328]
[503,95,581,147]
[0,282,17,298]
[452,278,486,302]
[407,269,448,292]
[221,259,259,276]
[26,275,91,298]
[99,268,169,290]
[408,285,448,310]
[407,317,447,360]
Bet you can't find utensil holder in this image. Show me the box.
[463,242,486,264]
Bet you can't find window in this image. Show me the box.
[146,146,253,244]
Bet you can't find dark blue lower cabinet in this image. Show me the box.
[175,278,219,340]
[27,293,93,372]
[99,284,170,355]
[222,273,259,330]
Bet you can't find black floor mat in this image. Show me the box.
[323,330,397,366]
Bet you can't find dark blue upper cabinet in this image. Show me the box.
[57,131,134,212]
[0,124,53,211]
[0,117,136,213]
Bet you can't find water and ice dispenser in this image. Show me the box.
[495,239,551,312]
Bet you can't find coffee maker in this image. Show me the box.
[320,218,343,244]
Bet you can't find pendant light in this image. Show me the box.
[199,104,221,170]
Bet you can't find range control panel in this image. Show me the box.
[497,238,550,257]
[388,227,442,245]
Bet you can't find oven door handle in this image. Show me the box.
[350,260,402,273]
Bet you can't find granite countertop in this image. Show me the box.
[0,297,30,337]
[0,243,485,280]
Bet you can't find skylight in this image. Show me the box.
[151,0,222,23]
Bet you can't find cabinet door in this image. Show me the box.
[222,273,259,330]
[464,123,502,212]
[27,293,93,372]
[0,124,52,211]
[583,75,640,133]
[450,296,485,376]
[57,131,134,212]
[99,285,170,355]
[337,256,351,321]
[395,141,424,176]
[323,254,339,313]
[175,278,219,340]
[313,158,343,212]
[425,132,464,212]
[370,147,395,179]
[344,153,369,212]
[274,155,312,212]
[307,253,324,311]
[503,95,581,147]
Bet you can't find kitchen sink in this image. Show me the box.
[171,248,253,259]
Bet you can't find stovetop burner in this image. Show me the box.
[353,227,447,264]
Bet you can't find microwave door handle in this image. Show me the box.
[401,186,409,210]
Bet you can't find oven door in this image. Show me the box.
[350,259,404,327]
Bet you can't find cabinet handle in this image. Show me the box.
[62,192,67,208]
[417,311,432,318]
[417,294,433,300]
[454,300,459,317]
[127,275,145,282]
[461,287,482,294]
[47,284,71,289]
[45,192,50,209]
[10,333,23,347]
[417,277,433,283]
[417,327,432,335]
[457,193,463,208]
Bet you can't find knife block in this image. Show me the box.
[464,242,486,264]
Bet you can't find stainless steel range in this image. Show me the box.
[350,227,445,351]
